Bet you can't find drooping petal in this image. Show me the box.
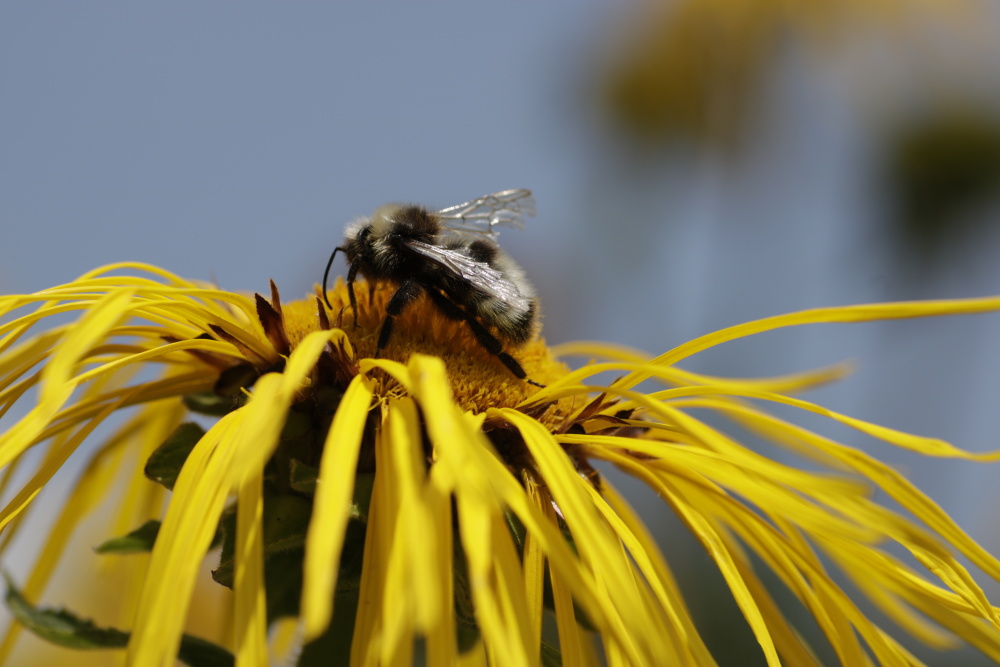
[301,374,375,639]
[130,330,333,665]
[128,411,243,666]
[234,469,267,667]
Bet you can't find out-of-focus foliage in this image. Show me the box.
[884,109,1000,257]
[598,0,771,150]
[596,0,984,151]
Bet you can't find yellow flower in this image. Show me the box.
[599,0,988,148]
[3,262,1000,665]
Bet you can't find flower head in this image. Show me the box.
[3,262,1000,665]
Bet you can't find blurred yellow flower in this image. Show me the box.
[598,0,988,149]
[2,263,1000,665]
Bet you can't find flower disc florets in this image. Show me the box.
[271,278,586,431]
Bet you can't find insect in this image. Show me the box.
[322,189,541,386]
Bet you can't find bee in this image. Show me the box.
[322,188,542,386]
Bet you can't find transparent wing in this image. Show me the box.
[408,241,532,311]
[435,188,536,238]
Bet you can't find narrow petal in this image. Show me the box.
[425,465,458,666]
[0,414,135,664]
[128,412,243,666]
[551,339,853,393]
[616,296,1000,390]
[234,470,267,667]
[499,408,661,665]
[351,438,391,665]
[533,484,586,666]
[301,374,375,639]
[0,289,133,470]
[383,399,440,638]
[130,332,333,663]
[520,477,546,653]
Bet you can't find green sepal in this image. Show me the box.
[3,574,233,666]
[94,519,161,554]
[144,422,206,490]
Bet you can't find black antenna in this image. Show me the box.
[322,247,344,310]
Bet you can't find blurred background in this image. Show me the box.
[3,2,1000,664]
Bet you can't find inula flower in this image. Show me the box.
[2,262,1000,665]
[599,0,989,149]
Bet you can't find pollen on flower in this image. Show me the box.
[274,279,583,426]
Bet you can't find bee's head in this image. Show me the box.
[340,216,375,261]
[367,203,439,242]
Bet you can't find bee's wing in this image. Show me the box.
[435,189,536,238]
[409,241,532,312]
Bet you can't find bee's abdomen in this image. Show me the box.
[497,299,537,344]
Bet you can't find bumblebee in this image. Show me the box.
[322,189,541,385]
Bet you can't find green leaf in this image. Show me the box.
[183,391,237,416]
[288,465,374,523]
[212,506,237,588]
[505,510,528,555]
[212,505,308,622]
[95,519,222,556]
[212,493,369,628]
[177,635,236,667]
[261,494,313,554]
[541,641,563,667]
[507,510,596,632]
[261,548,306,622]
[289,459,319,494]
[213,363,260,398]
[349,472,375,522]
[4,573,128,650]
[296,521,367,666]
[4,574,233,667]
[297,584,360,667]
[452,538,481,653]
[280,409,315,441]
[94,519,161,554]
[213,494,313,589]
[144,422,206,490]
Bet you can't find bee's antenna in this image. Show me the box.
[322,247,345,310]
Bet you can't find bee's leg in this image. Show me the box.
[346,261,360,329]
[376,280,423,357]
[425,290,544,388]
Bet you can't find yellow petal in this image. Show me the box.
[128,412,243,666]
[234,470,267,667]
[617,296,1000,390]
[301,374,375,639]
